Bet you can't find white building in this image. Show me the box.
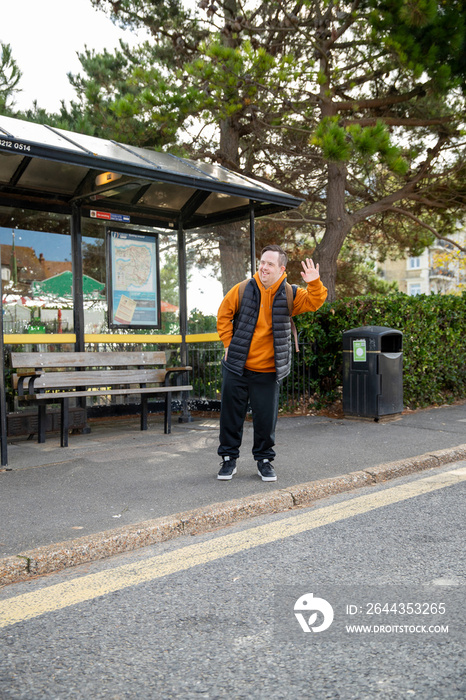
[378,230,465,296]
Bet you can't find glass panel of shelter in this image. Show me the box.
[0,202,255,338]
[0,207,73,335]
[17,160,88,195]
[0,153,24,183]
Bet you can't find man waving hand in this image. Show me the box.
[216,245,327,482]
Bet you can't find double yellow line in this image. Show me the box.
[1,466,465,629]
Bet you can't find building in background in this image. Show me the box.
[377,228,466,296]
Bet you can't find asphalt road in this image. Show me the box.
[0,463,465,699]
[1,402,466,558]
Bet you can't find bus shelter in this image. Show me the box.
[0,115,303,466]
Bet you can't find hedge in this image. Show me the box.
[294,292,466,409]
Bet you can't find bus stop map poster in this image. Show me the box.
[107,228,161,329]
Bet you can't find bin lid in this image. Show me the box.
[342,326,402,338]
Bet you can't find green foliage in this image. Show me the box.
[369,0,466,91]
[312,118,352,162]
[160,312,179,335]
[185,307,221,400]
[186,339,224,401]
[312,118,409,174]
[159,252,180,306]
[188,309,217,335]
[83,238,105,283]
[334,247,399,298]
[0,43,22,113]
[3,1,465,304]
[294,292,466,408]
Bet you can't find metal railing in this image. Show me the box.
[4,336,319,414]
[186,338,318,411]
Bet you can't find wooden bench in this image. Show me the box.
[11,351,192,447]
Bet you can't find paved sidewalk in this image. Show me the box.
[1,401,465,584]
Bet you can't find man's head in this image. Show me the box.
[258,245,287,288]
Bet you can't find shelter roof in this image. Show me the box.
[0,116,303,229]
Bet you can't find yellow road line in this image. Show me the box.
[1,467,465,629]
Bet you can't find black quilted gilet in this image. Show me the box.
[223,278,292,381]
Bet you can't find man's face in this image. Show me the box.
[258,250,285,289]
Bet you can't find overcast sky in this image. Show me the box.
[2,0,146,112]
[1,0,222,313]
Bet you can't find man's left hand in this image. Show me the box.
[300,258,320,283]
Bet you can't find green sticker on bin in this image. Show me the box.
[353,339,366,362]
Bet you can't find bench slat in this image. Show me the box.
[29,369,168,389]
[32,385,193,399]
[11,351,167,369]
[10,350,192,446]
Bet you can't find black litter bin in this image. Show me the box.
[342,326,403,420]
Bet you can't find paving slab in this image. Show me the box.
[0,402,465,584]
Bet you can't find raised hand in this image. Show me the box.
[300,258,320,283]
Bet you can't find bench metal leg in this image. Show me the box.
[61,398,69,447]
[38,404,46,444]
[164,391,172,434]
[141,395,148,431]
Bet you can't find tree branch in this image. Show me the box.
[349,135,449,224]
[342,116,458,128]
[335,84,428,112]
[385,207,466,253]
[326,0,362,47]
[261,213,326,226]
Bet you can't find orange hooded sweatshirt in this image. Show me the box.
[217,271,328,373]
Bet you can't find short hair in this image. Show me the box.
[260,244,288,268]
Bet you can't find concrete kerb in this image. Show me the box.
[1,443,466,587]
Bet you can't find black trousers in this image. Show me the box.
[218,365,280,462]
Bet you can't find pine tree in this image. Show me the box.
[0,43,22,113]
[6,2,465,299]
[79,1,466,299]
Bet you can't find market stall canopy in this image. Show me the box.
[32,271,104,299]
[0,116,303,229]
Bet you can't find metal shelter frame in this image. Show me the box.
[0,115,303,466]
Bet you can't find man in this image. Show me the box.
[216,244,328,482]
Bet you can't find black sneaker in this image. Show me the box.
[217,456,237,480]
[257,459,277,482]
